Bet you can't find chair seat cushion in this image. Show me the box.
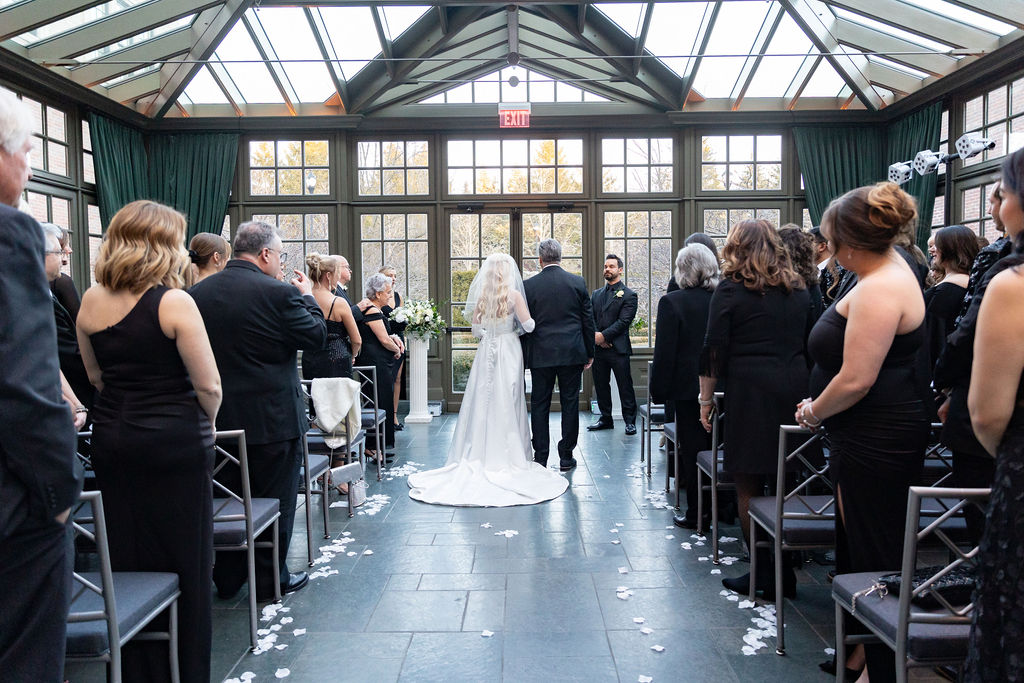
[304,453,330,479]
[749,495,835,546]
[833,571,972,662]
[213,498,280,547]
[696,449,732,483]
[306,430,366,456]
[66,572,179,656]
[663,422,677,442]
[638,403,666,424]
[361,409,386,428]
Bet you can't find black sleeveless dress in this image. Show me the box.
[301,296,353,379]
[809,304,929,683]
[965,381,1024,682]
[354,309,395,449]
[89,286,214,683]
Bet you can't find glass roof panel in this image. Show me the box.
[182,65,229,104]
[101,63,158,88]
[691,1,774,98]
[867,55,930,80]
[250,7,336,103]
[11,0,153,47]
[74,15,194,64]
[213,21,284,104]
[595,3,647,38]
[799,58,847,97]
[315,7,383,80]
[644,2,710,78]
[419,67,610,104]
[380,5,431,41]
[0,0,24,9]
[900,0,1015,36]
[742,11,814,98]
[831,6,952,51]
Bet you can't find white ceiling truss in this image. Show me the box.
[0,0,1020,118]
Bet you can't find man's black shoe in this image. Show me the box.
[281,571,309,595]
[672,513,697,529]
[624,424,637,435]
[559,458,578,471]
[587,420,613,431]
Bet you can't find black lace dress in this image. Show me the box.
[301,296,353,380]
[965,384,1024,682]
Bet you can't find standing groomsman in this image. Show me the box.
[587,254,638,434]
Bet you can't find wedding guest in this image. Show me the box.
[652,244,718,529]
[778,224,824,321]
[50,224,81,321]
[666,232,719,294]
[700,219,811,598]
[303,252,360,380]
[379,265,406,432]
[964,147,1024,683]
[332,254,363,323]
[77,200,221,682]
[588,253,638,435]
[188,232,231,285]
[355,272,403,459]
[933,179,1021,546]
[191,221,325,601]
[811,226,846,306]
[924,225,977,370]
[798,182,929,682]
[0,88,82,682]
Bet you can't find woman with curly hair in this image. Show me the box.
[699,219,812,599]
[797,182,929,682]
[778,223,824,321]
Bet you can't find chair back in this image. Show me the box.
[645,360,663,413]
[68,491,120,664]
[352,365,381,413]
[921,423,954,487]
[212,430,256,550]
[774,425,834,525]
[710,392,726,464]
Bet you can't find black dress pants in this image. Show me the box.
[530,364,583,464]
[592,349,637,425]
[213,437,302,598]
[0,517,72,683]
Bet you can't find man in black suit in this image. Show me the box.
[0,89,83,682]
[331,253,363,323]
[588,254,639,434]
[523,239,595,471]
[191,221,326,600]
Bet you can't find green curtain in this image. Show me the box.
[88,113,149,228]
[148,133,239,239]
[792,125,886,226]
[886,102,942,251]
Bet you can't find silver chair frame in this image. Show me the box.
[695,392,733,562]
[353,364,387,480]
[639,360,666,477]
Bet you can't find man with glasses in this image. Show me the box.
[190,221,326,601]
[49,225,81,321]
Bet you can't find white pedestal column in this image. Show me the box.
[404,334,433,424]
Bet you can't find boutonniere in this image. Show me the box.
[615,290,624,298]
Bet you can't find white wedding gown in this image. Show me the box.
[408,314,569,507]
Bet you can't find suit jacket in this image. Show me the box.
[0,204,82,539]
[522,264,595,369]
[591,280,638,355]
[190,260,326,445]
[650,287,713,403]
[335,284,363,324]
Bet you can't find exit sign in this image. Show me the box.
[498,102,531,128]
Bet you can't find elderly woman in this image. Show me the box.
[77,199,221,683]
[651,243,719,529]
[700,220,811,599]
[379,265,407,432]
[355,272,404,458]
[188,232,231,285]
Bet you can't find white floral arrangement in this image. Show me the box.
[390,299,447,339]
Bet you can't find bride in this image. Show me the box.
[408,254,569,506]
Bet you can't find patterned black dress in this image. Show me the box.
[965,382,1024,682]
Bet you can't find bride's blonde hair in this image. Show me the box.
[477,254,514,323]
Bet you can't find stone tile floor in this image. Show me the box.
[65,413,946,682]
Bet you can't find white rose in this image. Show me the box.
[395,311,408,323]
[425,310,433,321]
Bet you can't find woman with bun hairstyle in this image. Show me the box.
[798,182,929,682]
[302,253,361,381]
[187,232,231,285]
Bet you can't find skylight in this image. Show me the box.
[380,5,430,41]
[315,6,383,80]
[11,0,153,47]
[900,0,1015,36]
[101,63,158,88]
[211,22,284,104]
[643,2,711,78]
[742,12,814,99]
[248,7,336,103]
[831,6,953,52]
[594,3,647,38]
[419,67,611,104]
[73,15,194,64]
[691,1,775,98]
[182,66,230,105]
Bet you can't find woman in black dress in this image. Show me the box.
[797,182,929,683]
[303,253,361,380]
[355,272,404,457]
[924,225,977,369]
[651,243,718,529]
[698,219,812,598]
[778,223,825,322]
[379,265,407,431]
[77,200,221,683]
[964,149,1024,683]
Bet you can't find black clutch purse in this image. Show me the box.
[877,565,976,609]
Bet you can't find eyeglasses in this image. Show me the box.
[44,249,62,255]
[265,248,289,264]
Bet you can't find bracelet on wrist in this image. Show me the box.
[74,406,88,414]
[697,395,714,407]
[800,403,821,427]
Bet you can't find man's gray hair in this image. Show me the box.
[675,243,720,291]
[233,221,279,255]
[39,222,63,245]
[41,225,61,251]
[0,88,32,156]
[537,238,561,264]
[364,272,391,299]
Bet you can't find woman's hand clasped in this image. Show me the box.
[795,398,822,431]
[699,402,713,433]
